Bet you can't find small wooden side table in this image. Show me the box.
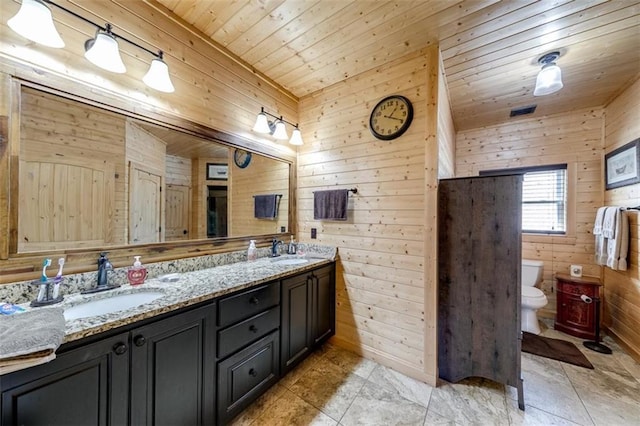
[554,273,602,340]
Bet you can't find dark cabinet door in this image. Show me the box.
[311,264,335,346]
[130,304,216,426]
[280,272,312,373]
[1,332,129,426]
[217,331,279,425]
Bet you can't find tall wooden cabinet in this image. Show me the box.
[438,175,524,410]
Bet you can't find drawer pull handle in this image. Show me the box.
[249,368,258,377]
[249,296,259,305]
[113,342,128,355]
[134,335,146,347]
[249,325,258,333]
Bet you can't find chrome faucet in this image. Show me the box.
[271,238,283,257]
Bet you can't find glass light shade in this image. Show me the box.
[8,0,64,48]
[143,58,175,93]
[289,128,303,145]
[84,31,126,73]
[272,120,288,140]
[533,63,563,96]
[253,112,271,133]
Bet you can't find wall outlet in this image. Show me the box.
[311,228,317,239]
[280,226,286,232]
[570,265,583,278]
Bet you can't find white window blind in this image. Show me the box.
[480,164,567,234]
[522,168,566,233]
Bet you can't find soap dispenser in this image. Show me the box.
[247,240,257,261]
[127,256,147,286]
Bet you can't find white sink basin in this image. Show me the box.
[272,258,309,266]
[64,291,165,320]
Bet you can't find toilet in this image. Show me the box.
[521,259,547,335]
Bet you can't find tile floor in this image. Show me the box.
[231,321,640,426]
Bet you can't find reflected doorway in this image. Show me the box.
[207,186,228,237]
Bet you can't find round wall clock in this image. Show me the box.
[233,149,252,168]
[369,95,414,140]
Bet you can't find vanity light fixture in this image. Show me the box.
[253,107,304,145]
[533,51,564,96]
[7,0,175,93]
[84,24,126,74]
[7,0,64,48]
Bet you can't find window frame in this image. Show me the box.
[480,163,570,235]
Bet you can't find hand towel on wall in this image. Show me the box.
[254,194,280,219]
[602,206,618,239]
[606,208,629,271]
[593,207,607,265]
[0,307,65,374]
[314,189,349,221]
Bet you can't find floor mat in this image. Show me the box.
[522,332,594,369]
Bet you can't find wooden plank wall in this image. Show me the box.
[437,58,456,179]
[0,0,297,281]
[230,155,290,236]
[455,107,605,317]
[603,77,640,361]
[298,46,443,385]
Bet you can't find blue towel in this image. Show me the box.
[314,189,349,221]
[254,194,279,219]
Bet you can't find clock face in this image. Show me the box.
[234,149,252,168]
[369,95,413,140]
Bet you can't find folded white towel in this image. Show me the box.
[0,307,65,360]
[602,207,618,239]
[593,207,607,235]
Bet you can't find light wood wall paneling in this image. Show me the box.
[603,77,640,361]
[456,107,606,317]
[0,73,12,259]
[297,45,445,385]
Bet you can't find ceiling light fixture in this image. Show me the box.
[533,51,563,96]
[7,0,64,48]
[7,0,175,93]
[253,107,303,145]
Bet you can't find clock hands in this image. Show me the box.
[384,106,403,121]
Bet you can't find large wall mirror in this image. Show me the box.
[6,84,291,273]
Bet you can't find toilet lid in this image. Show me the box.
[522,286,545,299]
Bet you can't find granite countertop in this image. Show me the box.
[30,253,334,344]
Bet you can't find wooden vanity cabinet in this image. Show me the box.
[0,332,130,426]
[280,264,335,374]
[216,281,281,424]
[0,302,216,426]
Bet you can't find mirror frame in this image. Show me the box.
[0,75,297,284]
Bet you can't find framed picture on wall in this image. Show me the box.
[605,138,640,190]
[206,163,228,180]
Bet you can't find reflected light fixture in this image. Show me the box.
[84,24,126,73]
[7,0,175,93]
[253,107,303,145]
[7,0,64,48]
[533,51,563,96]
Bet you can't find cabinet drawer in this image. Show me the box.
[217,331,279,424]
[557,282,598,297]
[218,282,280,327]
[218,307,280,359]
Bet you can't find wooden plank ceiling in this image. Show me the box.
[154,0,639,131]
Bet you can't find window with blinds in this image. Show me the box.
[480,164,567,234]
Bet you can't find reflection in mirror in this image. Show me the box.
[17,86,290,253]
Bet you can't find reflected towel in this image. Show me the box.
[314,189,349,221]
[254,194,279,219]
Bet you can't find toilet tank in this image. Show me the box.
[522,259,544,287]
